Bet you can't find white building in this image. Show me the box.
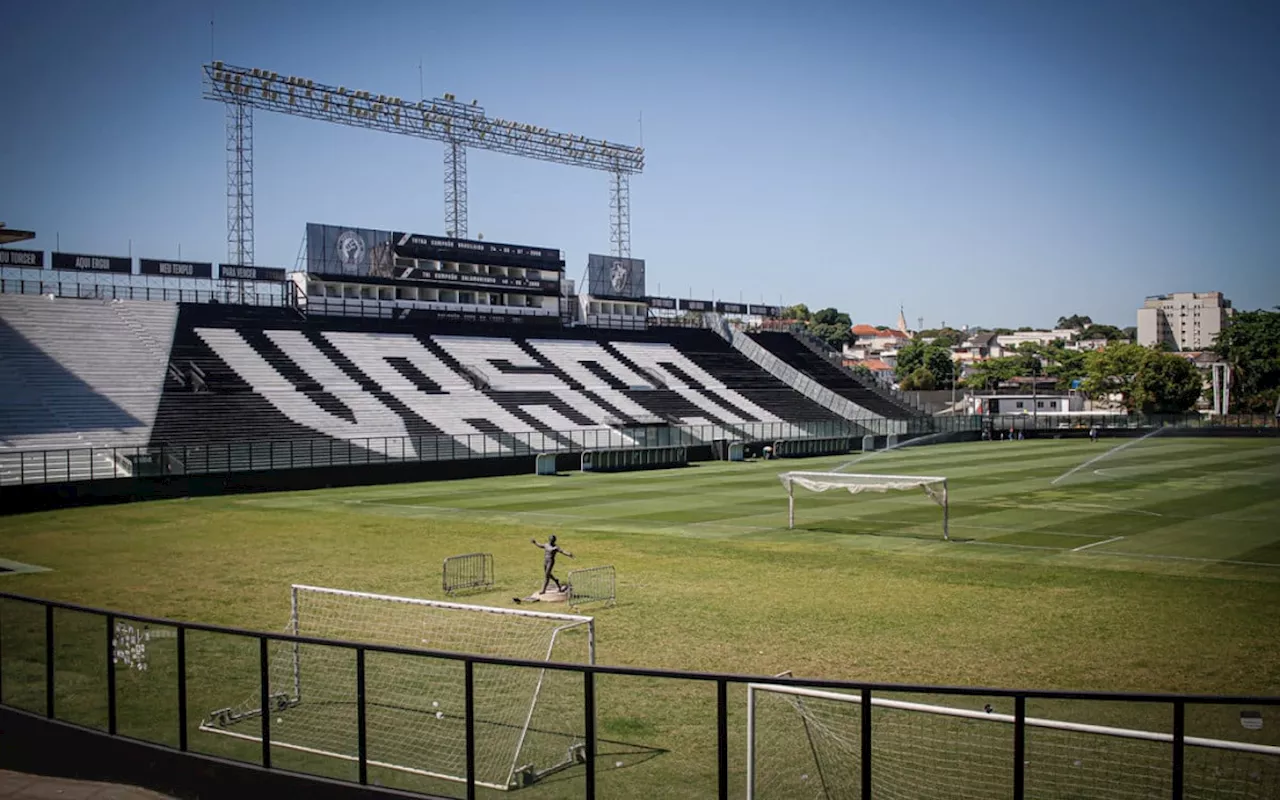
[1137,292,1233,352]
[994,329,1080,351]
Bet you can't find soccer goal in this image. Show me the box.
[199,585,595,790]
[778,471,949,539]
[747,684,1280,800]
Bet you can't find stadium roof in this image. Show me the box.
[0,224,36,245]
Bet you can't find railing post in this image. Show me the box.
[106,614,117,735]
[717,679,729,800]
[1014,695,1026,800]
[860,688,872,799]
[177,626,188,751]
[1172,701,1185,800]
[45,604,54,718]
[259,636,271,769]
[464,659,476,799]
[583,670,596,799]
[357,648,368,785]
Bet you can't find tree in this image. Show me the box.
[847,363,873,379]
[1132,352,1203,414]
[1082,342,1148,411]
[781,304,810,322]
[809,322,851,349]
[810,307,851,328]
[1056,314,1093,330]
[1121,326,1137,342]
[900,365,937,391]
[917,328,963,348]
[992,327,1015,336]
[1213,307,1280,413]
[1079,324,1126,341]
[895,342,957,388]
[963,357,1023,391]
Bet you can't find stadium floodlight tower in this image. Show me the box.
[202,63,645,266]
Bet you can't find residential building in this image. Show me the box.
[995,329,1080,350]
[1137,292,1233,352]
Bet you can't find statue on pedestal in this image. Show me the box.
[531,535,573,593]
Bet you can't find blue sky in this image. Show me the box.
[4,0,1278,329]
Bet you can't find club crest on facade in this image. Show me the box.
[611,261,628,293]
[336,230,366,271]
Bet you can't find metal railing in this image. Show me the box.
[0,419,931,487]
[0,276,287,307]
[0,590,1276,800]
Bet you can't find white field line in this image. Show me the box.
[965,537,1280,568]
[1050,427,1169,486]
[1072,535,1125,552]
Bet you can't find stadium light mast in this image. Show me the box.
[203,62,645,265]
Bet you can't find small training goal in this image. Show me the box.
[778,471,949,539]
[199,585,595,790]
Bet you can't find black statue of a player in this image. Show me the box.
[531,535,574,593]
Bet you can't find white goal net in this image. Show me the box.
[748,684,1280,799]
[778,471,949,539]
[200,585,595,790]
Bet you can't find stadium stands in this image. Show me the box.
[747,330,921,418]
[0,295,176,482]
[146,305,850,461]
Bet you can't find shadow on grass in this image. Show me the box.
[796,519,973,543]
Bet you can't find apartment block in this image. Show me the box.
[1137,292,1232,352]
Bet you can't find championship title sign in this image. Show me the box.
[0,248,43,268]
[716,301,748,315]
[139,259,213,279]
[219,265,287,281]
[646,296,677,310]
[749,304,782,317]
[393,232,562,267]
[51,252,132,274]
[586,254,646,300]
[679,298,712,312]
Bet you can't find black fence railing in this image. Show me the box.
[0,277,288,307]
[0,418,931,487]
[1,591,1276,799]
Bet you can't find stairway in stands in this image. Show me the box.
[747,331,922,419]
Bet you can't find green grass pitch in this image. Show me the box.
[1,436,1278,798]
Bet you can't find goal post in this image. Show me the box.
[200,585,595,790]
[747,683,1280,800]
[779,471,949,539]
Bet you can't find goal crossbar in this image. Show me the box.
[779,471,949,539]
[747,683,1280,799]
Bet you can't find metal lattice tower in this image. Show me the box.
[203,63,642,256]
[609,170,631,259]
[226,101,254,267]
[444,140,468,238]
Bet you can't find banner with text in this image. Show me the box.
[51,252,132,274]
[392,232,562,268]
[679,298,712,312]
[587,254,646,300]
[219,264,287,281]
[749,304,782,317]
[646,296,677,310]
[139,259,213,279]
[0,248,44,268]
